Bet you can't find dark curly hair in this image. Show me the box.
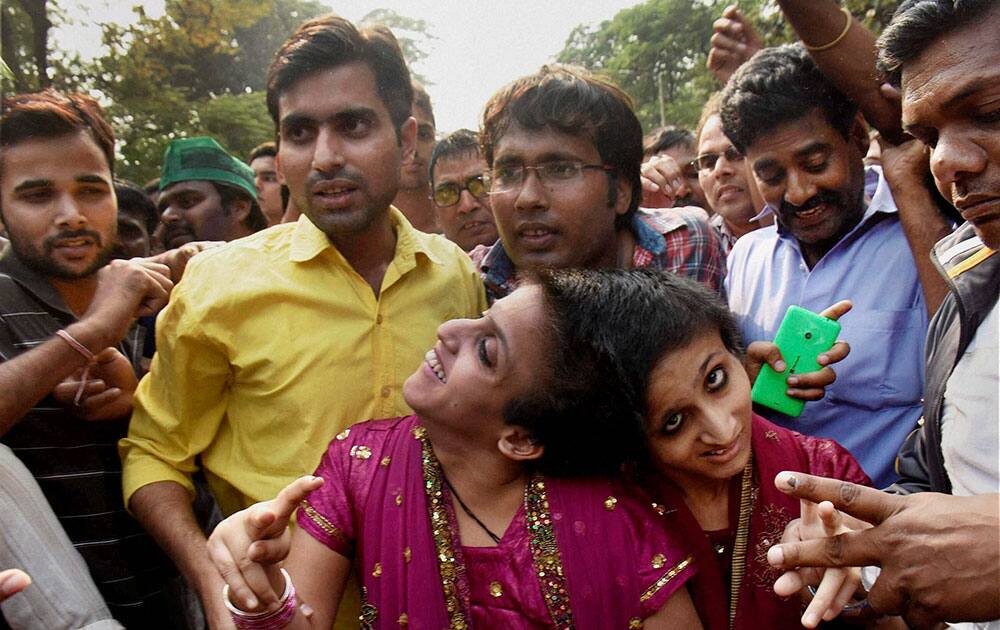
[876,0,996,88]
[720,44,858,154]
[506,268,743,477]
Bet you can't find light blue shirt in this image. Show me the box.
[726,166,927,487]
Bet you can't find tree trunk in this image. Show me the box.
[15,0,50,88]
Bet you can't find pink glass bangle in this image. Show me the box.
[224,568,298,630]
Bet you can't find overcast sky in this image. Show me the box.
[59,0,646,133]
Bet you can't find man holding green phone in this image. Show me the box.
[721,45,934,488]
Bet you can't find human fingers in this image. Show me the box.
[0,569,30,601]
[818,299,852,321]
[774,472,902,525]
[802,568,849,628]
[52,379,106,404]
[207,534,277,612]
[817,340,850,367]
[817,501,842,534]
[827,567,862,620]
[247,476,324,541]
[786,366,835,400]
[773,570,805,597]
[78,387,123,411]
[247,535,293,565]
[271,475,324,524]
[710,31,748,57]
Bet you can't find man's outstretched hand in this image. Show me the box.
[767,472,1000,629]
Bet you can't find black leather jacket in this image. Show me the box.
[892,223,1000,495]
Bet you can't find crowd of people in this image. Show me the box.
[0,0,996,628]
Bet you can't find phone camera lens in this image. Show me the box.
[804,332,813,339]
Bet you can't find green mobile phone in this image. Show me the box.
[750,305,841,417]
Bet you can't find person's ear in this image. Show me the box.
[399,116,417,166]
[497,426,544,462]
[228,196,251,224]
[612,174,631,217]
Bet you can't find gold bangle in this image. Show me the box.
[802,6,853,52]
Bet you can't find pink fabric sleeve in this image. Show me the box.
[622,485,697,618]
[800,434,873,487]
[296,432,357,557]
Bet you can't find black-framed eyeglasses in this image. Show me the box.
[489,161,613,192]
[432,175,489,207]
[695,146,744,172]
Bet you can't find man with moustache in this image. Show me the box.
[120,15,485,628]
[429,129,498,252]
[247,142,285,226]
[766,2,999,626]
[695,92,771,253]
[0,90,179,627]
[391,81,439,233]
[157,137,269,249]
[721,45,931,488]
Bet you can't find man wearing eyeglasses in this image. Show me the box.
[475,64,725,303]
[429,129,498,252]
[695,93,772,253]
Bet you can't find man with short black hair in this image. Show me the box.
[429,129,498,252]
[475,64,725,303]
[644,125,707,208]
[247,141,284,226]
[392,81,439,233]
[694,92,770,252]
[0,89,177,627]
[767,2,1000,626]
[157,136,268,249]
[721,44,931,487]
[121,15,485,628]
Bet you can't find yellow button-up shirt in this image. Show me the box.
[121,209,487,514]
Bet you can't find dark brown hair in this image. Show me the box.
[266,14,413,140]
[1,89,116,174]
[481,64,643,229]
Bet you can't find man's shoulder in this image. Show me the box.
[191,223,298,266]
[408,229,476,270]
[728,223,778,260]
[635,206,712,235]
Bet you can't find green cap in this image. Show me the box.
[159,137,257,200]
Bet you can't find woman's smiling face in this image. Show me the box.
[643,328,753,486]
[403,285,549,435]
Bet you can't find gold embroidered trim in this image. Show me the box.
[640,556,693,602]
[417,429,469,629]
[525,476,575,628]
[299,500,351,549]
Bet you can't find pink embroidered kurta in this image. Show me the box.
[298,416,696,628]
[647,414,872,630]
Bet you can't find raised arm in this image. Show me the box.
[208,476,351,629]
[0,259,171,434]
[776,0,904,143]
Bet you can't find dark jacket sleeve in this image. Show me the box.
[889,421,934,495]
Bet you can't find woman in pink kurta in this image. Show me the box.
[536,269,872,630]
[300,415,694,628]
[208,284,702,629]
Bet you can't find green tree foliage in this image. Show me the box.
[90,0,327,183]
[1,0,86,94]
[559,0,899,133]
[558,0,718,131]
[360,8,436,86]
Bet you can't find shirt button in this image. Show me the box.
[376,314,383,325]
[381,385,391,398]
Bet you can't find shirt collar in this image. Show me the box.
[0,249,73,316]
[288,206,443,266]
[631,209,668,256]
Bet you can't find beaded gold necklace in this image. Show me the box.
[728,453,754,629]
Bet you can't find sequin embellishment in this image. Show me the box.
[526,477,575,628]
